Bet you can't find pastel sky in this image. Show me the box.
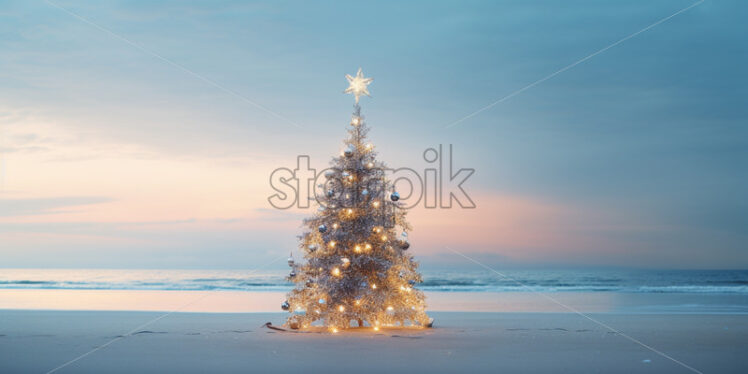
[1,0,746,269]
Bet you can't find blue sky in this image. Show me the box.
[0,0,746,269]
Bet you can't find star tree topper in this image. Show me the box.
[344,68,373,104]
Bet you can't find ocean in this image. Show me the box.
[1,268,747,294]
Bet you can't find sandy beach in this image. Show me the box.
[1,310,745,373]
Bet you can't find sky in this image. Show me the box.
[0,0,746,269]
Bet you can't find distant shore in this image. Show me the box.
[1,310,746,373]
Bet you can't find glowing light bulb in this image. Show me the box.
[331,328,339,333]
[387,306,394,311]
[367,162,374,168]
[372,201,380,208]
[366,143,373,149]
[332,267,341,276]
[373,326,379,331]
[329,241,336,248]
[354,245,362,253]
[381,235,387,241]
[345,194,350,199]
[371,283,377,289]
[332,223,339,229]
[364,243,371,250]
[351,117,360,125]
[338,305,345,312]
[355,300,361,306]
[347,208,353,214]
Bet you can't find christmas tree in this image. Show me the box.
[282,68,431,332]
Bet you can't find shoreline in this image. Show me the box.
[2,289,747,314]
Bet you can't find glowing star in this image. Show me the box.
[344,68,373,104]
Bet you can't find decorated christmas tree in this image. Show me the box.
[282,68,431,332]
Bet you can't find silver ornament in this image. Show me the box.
[390,192,400,201]
[326,189,334,198]
[289,270,296,277]
[324,170,335,179]
[318,298,326,304]
[287,254,295,267]
[308,244,318,252]
[400,240,410,250]
[281,301,290,311]
[362,189,369,196]
[341,171,350,178]
[408,279,416,286]
[344,146,354,157]
[318,224,327,233]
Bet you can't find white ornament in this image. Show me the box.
[344,146,354,157]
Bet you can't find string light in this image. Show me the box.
[332,267,341,276]
[354,245,362,253]
[381,235,387,241]
[329,241,336,248]
[351,117,360,126]
[338,305,345,312]
[364,243,372,250]
[366,143,373,150]
[371,283,377,289]
[355,300,361,306]
[332,223,339,229]
[367,162,374,168]
[373,326,379,331]
[347,208,353,215]
[331,327,339,333]
[387,306,394,311]
[372,201,380,208]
